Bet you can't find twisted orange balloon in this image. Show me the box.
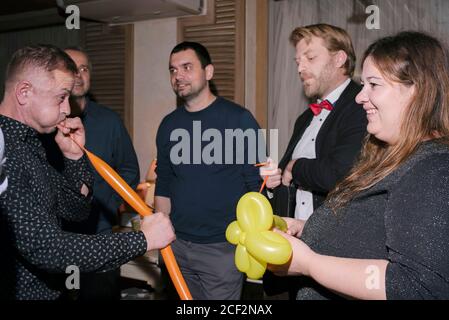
[73,140,192,300]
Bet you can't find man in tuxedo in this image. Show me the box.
[263,24,367,298]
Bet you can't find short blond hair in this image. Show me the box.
[290,24,356,77]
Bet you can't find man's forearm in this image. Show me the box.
[155,196,171,214]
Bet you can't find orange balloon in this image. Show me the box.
[83,149,192,300]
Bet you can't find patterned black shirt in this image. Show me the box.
[0,115,147,300]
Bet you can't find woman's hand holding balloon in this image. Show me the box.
[226,192,292,279]
[268,229,315,277]
[283,217,306,238]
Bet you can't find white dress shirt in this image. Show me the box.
[291,78,351,220]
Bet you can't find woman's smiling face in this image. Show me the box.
[356,56,415,145]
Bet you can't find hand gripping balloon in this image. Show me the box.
[225,192,292,279]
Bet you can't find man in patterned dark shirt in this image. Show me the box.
[0,128,6,194]
[0,45,175,300]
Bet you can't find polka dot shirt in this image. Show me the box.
[0,116,147,300]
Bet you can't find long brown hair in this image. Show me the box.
[328,31,449,211]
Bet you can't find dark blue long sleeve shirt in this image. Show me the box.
[75,99,140,234]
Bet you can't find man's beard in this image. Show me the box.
[302,63,334,99]
[175,82,206,101]
[176,89,200,101]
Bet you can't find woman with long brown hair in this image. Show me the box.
[272,31,449,299]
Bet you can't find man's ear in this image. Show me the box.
[205,64,214,81]
[15,81,32,106]
[334,50,348,69]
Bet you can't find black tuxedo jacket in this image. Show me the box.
[271,80,367,218]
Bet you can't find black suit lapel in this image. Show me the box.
[279,110,314,169]
[315,81,361,156]
[280,80,361,168]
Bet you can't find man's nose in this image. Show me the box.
[297,62,306,74]
[175,71,184,80]
[61,98,71,116]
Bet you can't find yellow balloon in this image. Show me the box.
[225,221,241,245]
[235,244,250,272]
[236,192,273,232]
[273,215,288,232]
[225,192,292,279]
[234,244,267,279]
[246,231,292,265]
[246,254,267,280]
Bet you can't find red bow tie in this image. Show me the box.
[309,100,333,116]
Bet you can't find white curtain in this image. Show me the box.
[268,0,449,155]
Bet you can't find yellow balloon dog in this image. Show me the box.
[225,192,292,279]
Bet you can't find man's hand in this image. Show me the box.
[55,117,85,160]
[281,169,293,186]
[140,212,176,251]
[260,158,282,189]
[265,169,282,189]
[281,159,297,186]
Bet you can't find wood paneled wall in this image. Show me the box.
[178,0,246,105]
[83,22,134,135]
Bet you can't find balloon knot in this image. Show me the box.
[239,232,246,245]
